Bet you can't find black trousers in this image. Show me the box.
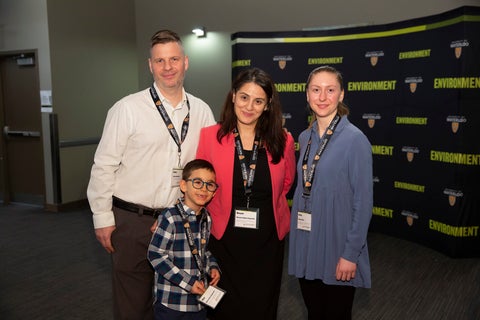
[298,278,356,320]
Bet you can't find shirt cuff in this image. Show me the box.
[92,211,116,229]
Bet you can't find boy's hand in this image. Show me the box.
[209,268,221,286]
[190,280,206,295]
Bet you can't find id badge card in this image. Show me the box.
[297,211,312,231]
[171,168,183,187]
[234,207,259,229]
[199,285,226,309]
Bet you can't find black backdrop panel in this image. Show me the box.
[231,6,480,257]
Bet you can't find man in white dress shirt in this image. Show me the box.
[87,29,216,319]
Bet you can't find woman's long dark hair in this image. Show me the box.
[217,68,286,164]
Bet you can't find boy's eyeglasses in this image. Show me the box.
[186,178,218,192]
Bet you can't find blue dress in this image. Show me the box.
[288,116,373,288]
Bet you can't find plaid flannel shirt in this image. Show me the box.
[147,201,219,312]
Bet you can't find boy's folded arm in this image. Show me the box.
[206,251,221,273]
[157,259,199,291]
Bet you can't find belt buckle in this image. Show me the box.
[152,209,162,219]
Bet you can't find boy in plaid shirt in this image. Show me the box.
[148,159,221,319]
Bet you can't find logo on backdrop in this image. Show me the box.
[307,56,344,65]
[373,206,393,219]
[401,210,419,226]
[446,115,467,133]
[365,51,384,66]
[362,113,382,128]
[282,113,292,128]
[273,55,292,70]
[402,146,420,162]
[232,59,252,68]
[450,39,469,59]
[405,77,423,93]
[443,188,463,206]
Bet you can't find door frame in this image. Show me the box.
[0,49,45,206]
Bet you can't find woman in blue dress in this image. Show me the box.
[288,65,373,320]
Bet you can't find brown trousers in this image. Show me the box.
[111,207,155,320]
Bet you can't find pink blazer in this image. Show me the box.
[196,124,296,240]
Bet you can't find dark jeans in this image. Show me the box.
[154,301,207,320]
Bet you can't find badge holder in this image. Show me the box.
[171,168,183,187]
[199,285,226,309]
[297,211,312,231]
[234,207,259,229]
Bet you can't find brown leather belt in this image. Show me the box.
[112,196,165,219]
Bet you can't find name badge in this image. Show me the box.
[199,285,226,309]
[234,207,259,229]
[297,211,311,231]
[171,168,183,187]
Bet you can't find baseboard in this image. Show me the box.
[45,199,90,212]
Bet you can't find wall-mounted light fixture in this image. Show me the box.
[192,27,206,38]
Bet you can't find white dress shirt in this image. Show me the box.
[87,83,216,228]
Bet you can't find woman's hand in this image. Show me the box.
[336,257,357,281]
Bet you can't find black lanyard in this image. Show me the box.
[149,85,190,165]
[175,201,208,285]
[302,114,341,197]
[233,128,261,208]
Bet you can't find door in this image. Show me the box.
[0,50,45,206]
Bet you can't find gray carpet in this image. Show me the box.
[0,203,479,319]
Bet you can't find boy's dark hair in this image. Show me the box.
[182,159,216,180]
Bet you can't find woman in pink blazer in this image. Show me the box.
[196,68,295,320]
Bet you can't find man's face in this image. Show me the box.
[148,41,188,92]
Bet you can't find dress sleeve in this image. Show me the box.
[342,133,373,262]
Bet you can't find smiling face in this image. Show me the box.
[306,71,344,122]
[148,41,188,93]
[233,82,268,130]
[180,168,216,213]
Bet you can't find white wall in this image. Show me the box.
[47,0,139,203]
[0,0,51,90]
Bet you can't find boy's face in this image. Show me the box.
[179,168,216,213]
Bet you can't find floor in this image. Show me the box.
[0,203,479,319]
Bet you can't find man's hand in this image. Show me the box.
[95,226,116,253]
[150,220,158,233]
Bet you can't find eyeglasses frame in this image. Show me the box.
[185,178,218,192]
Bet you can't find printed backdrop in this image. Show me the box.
[231,6,480,257]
